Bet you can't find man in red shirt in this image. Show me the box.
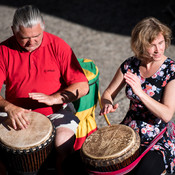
[0,5,89,175]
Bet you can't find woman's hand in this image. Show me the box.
[124,71,143,97]
[99,103,119,115]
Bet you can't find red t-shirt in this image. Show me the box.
[0,32,88,115]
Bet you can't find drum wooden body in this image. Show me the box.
[81,124,140,172]
[0,112,55,174]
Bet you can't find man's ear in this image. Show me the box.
[42,21,45,31]
[11,26,15,35]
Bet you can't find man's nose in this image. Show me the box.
[28,38,35,44]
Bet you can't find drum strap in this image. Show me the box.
[88,126,167,175]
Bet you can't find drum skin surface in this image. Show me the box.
[81,124,140,172]
[0,112,53,150]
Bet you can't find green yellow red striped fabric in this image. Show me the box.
[73,58,99,150]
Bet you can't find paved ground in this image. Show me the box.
[0,1,175,174]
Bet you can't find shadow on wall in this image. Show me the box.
[1,0,175,41]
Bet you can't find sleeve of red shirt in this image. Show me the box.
[55,38,88,86]
[0,45,7,91]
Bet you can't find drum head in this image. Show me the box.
[0,112,53,150]
[81,124,138,160]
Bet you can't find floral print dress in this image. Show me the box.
[120,57,175,174]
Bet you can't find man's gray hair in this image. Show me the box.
[12,5,45,32]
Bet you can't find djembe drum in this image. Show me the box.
[0,111,55,175]
[81,124,140,173]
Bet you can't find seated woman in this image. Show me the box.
[100,17,175,175]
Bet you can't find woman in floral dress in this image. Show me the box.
[100,17,175,174]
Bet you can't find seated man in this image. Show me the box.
[0,5,89,175]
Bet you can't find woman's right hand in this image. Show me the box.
[99,103,119,115]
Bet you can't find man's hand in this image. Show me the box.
[29,93,57,106]
[5,104,31,130]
